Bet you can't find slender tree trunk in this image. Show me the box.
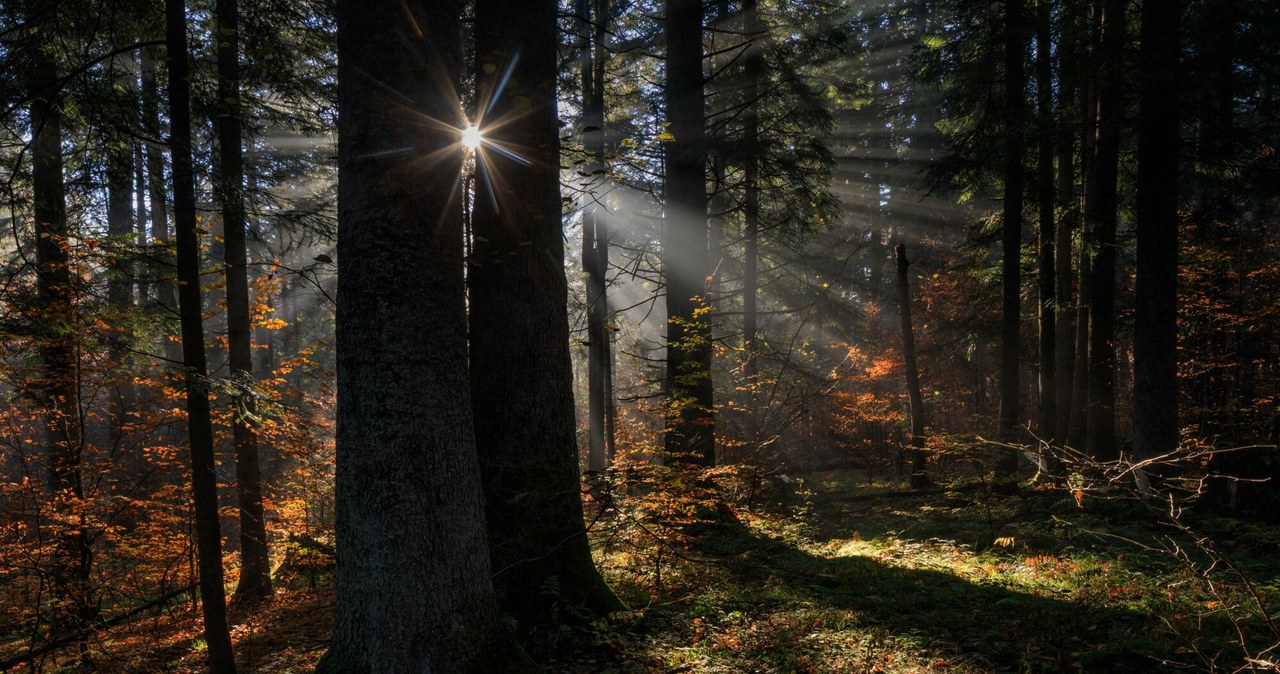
[1069,236,1091,448]
[581,0,610,474]
[215,0,272,600]
[1068,34,1098,450]
[141,46,182,365]
[135,139,147,252]
[317,0,510,669]
[1085,0,1124,461]
[592,0,617,464]
[1034,0,1056,448]
[663,0,714,466]
[1133,0,1181,459]
[1053,5,1079,447]
[741,0,763,446]
[997,0,1026,477]
[166,0,237,670]
[30,48,94,643]
[470,0,622,626]
[107,122,135,325]
[896,245,930,488]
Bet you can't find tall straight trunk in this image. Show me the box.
[141,47,182,364]
[317,1,509,670]
[215,0,272,600]
[166,0,237,671]
[896,245,930,488]
[1085,0,1124,461]
[997,0,1026,477]
[663,0,714,466]
[470,0,622,626]
[135,142,147,247]
[581,0,611,474]
[1034,0,1056,445]
[107,129,135,323]
[1068,38,1098,450]
[1068,235,1092,448]
[1054,3,1079,447]
[1133,0,1181,458]
[30,50,94,638]
[741,0,762,444]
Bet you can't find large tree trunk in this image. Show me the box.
[470,0,622,627]
[997,0,1026,477]
[215,0,272,600]
[1133,0,1181,460]
[1085,0,1125,461]
[663,0,714,466]
[896,245,930,488]
[316,0,508,670]
[166,1,237,671]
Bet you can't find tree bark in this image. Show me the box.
[30,43,94,643]
[581,0,612,474]
[741,0,763,447]
[1085,0,1124,461]
[215,0,272,600]
[1068,31,1098,451]
[1133,0,1181,459]
[663,0,714,466]
[166,0,237,671]
[997,0,1026,477]
[1034,0,1056,448]
[896,245,930,489]
[470,0,623,626]
[106,108,135,327]
[316,0,508,670]
[141,46,182,364]
[1053,2,1080,448]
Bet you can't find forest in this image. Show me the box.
[0,0,1277,671]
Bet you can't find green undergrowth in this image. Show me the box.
[552,470,1280,673]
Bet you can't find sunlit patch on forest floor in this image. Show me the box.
[5,471,1278,673]
[564,471,1280,673]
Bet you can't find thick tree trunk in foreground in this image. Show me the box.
[166,0,237,671]
[470,0,622,626]
[997,0,1026,477]
[896,245,930,489]
[1133,0,1181,460]
[317,1,508,670]
[663,0,714,466]
[215,0,272,600]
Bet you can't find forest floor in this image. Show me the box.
[6,470,1279,673]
